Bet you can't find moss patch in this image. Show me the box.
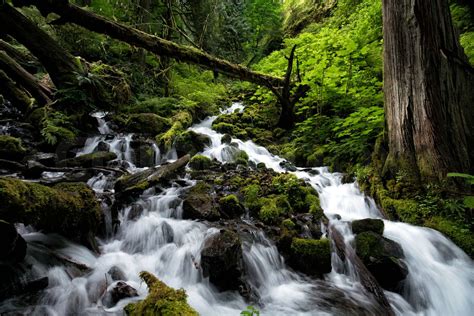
[127,113,171,135]
[0,136,26,161]
[290,238,331,275]
[188,155,212,170]
[125,271,197,316]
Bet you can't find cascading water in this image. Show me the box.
[2,102,473,315]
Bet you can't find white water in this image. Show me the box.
[3,102,473,315]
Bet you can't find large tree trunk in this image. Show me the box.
[12,0,284,90]
[0,2,82,89]
[0,50,52,105]
[382,0,474,181]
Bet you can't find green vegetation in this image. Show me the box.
[0,136,26,161]
[125,271,197,316]
[188,155,212,171]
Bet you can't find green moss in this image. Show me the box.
[127,113,171,135]
[355,231,384,260]
[259,195,291,224]
[219,194,243,217]
[125,271,198,316]
[175,131,210,156]
[241,184,261,212]
[290,238,332,275]
[157,111,193,150]
[0,178,101,246]
[212,122,236,134]
[0,136,26,161]
[291,238,330,256]
[282,218,296,229]
[188,155,212,170]
[58,151,117,168]
[352,219,384,235]
[425,217,474,258]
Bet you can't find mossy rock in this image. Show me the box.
[259,195,291,224]
[289,238,332,276]
[124,271,197,316]
[182,182,220,221]
[221,134,232,144]
[188,155,212,170]
[126,113,171,135]
[219,194,244,218]
[0,178,101,247]
[0,136,26,161]
[57,151,117,168]
[352,218,384,235]
[175,131,210,157]
[212,122,236,134]
[355,231,408,291]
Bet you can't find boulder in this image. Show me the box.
[219,194,244,218]
[0,135,26,161]
[355,231,408,291]
[107,266,127,281]
[124,271,197,315]
[352,218,384,235]
[96,141,111,152]
[200,229,245,291]
[57,151,117,168]
[126,113,171,135]
[0,178,101,249]
[102,281,138,308]
[175,131,211,157]
[289,238,332,276]
[221,134,232,144]
[182,182,220,221]
[188,155,212,170]
[279,160,297,172]
[0,220,26,264]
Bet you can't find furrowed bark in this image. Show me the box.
[12,0,285,90]
[0,50,52,105]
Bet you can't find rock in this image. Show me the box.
[219,194,244,218]
[127,203,145,221]
[0,178,102,249]
[0,220,26,263]
[188,154,212,170]
[341,173,354,184]
[0,159,25,173]
[126,113,171,135]
[201,230,245,291]
[57,151,117,168]
[256,162,266,170]
[0,135,26,161]
[279,160,297,172]
[96,141,110,152]
[175,131,211,157]
[102,281,138,308]
[182,182,220,221]
[355,231,408,291]
[124,271,197,315]
[352,218,384,235]
[221,134,232,144]
[108,266,127,281]
[31,152,57,167]
[115,155,190,198]
[23,160,46,178]
[289,238,332,276]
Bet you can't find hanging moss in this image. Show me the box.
[125,271,197,316]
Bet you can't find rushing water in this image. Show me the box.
[2,102,473,315]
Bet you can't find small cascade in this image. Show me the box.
[2,102,472,316]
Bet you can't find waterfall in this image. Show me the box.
[3,102,472,316]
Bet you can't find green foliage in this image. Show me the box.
[188,155,212,170]
[241,305,260,316]
[40,108,76,145]
[447,173,474,209]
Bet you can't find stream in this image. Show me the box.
[1,102,473,315]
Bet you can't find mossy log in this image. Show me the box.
[0,70,31,111]
[0,177,101,248]
[12,0,284,90]
[0,50,52,105]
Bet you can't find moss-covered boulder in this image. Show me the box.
[182,182,220,221]
[175,131,211,157]
[188,155,212,170]
[0,178,101,248]
[355,231,408,291]
[126,113,171,135]
[57,151,117,168]
[289,238,332,276]
[200,229,245,291]
[352,218,384,235]
[221,134,232,144]
[0,136,26,161]
[0,220,26,264]
[259,195,291,224]
[219,194,244,218]
[125,271,197,316]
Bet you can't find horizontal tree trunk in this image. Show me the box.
[0,50,52,105]
[13,0,285,90]
[0,2,82,89]
[0,69,31,111]
[0,39,38,68]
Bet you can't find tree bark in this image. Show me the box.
[0,2,82,89]
[382,0,474,181]
[12,0,285,90]
[0,50,52,105]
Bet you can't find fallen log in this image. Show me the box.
[0,50,52,105]
[12,0,285,90]
[0,69,32,111]
[329,224,395,316]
